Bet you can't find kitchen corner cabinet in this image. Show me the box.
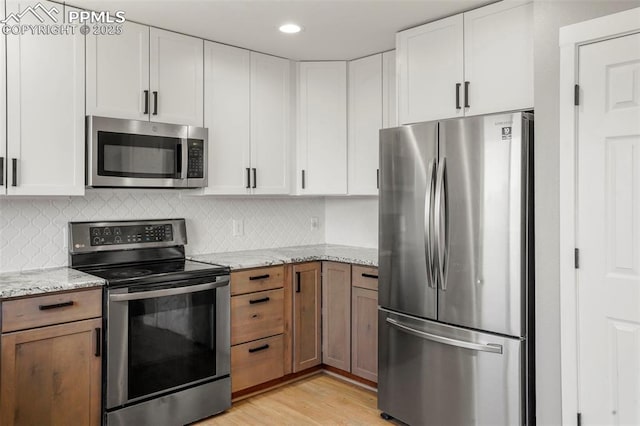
[296,61,347,195]
[3,0,84,196]
[203,45,290,195]
[87,24,203,126]
[292,262,322,372]
[396,0,532,124]
[0,289,102,425]
[351,266,379,383]
[321,262,351,371]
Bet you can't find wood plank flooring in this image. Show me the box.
[195,373,390,425]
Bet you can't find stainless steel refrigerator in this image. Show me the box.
[378,111,535,426]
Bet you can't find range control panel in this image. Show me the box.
[89,224,173,246]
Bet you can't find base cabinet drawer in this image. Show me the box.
[230,266,285,296]
[231,334,284,392]
[231,288,284,345]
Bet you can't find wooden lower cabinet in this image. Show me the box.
[321,262,351,371]
[0,317,102,426]
[231,288,284,345]
[351,286,378,382]
[231,334,284,393]
[292,262,322,373]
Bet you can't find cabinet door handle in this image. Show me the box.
[143,90,149,114]
[362,273,379,279]
[301,170,306,189]
[95,328,101,357]
[38,301,74,310]
[0,157,4,186]
[11,158,17,187]
[152,91,158,115]
[464,81,470,108]
[377,169,380,189]
[252,168,257,189]
[296,271,301,293]
[246,167,251,189]
[249,274,270,281]
[248,344,270,353]
[249,297,270,305]
[455,83,461,110]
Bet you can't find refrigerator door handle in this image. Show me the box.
[434,157,450,290]
[385,317,503,354]
[424,159,437,288]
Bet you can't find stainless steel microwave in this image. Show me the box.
[86,116,208,188]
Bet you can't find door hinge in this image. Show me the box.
[577,412,582,426]
[574,248,580,269]
[574,84,580,106]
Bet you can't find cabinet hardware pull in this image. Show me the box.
[248,344,269,353]
[455,83,461,110]
[301,170,306,189]
[377,169,380,189]
[249,274,270,281]
[296,271,301,293]
[38,301,74,310]
[0,157,4,186]
[464,81,470,108]
[249,297,270,304]
[11,158,17,187]
[252,168,257,189]
[152,91,158,115]
[95,328,101,357]
[362,273,378,279]
[246,168,251,189]
[143,90,149,114]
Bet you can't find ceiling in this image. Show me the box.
[71,0,495,60]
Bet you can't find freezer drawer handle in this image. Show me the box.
[385,318,503,354]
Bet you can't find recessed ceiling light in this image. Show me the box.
[279,23,302,34]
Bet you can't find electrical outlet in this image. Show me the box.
[310,216,319,231]
[232,219,244,237]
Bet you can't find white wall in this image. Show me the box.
[325,197,378,248]
[533,1,640,424]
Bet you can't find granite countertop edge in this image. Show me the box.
[0,267,106,300]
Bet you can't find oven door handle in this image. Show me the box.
[109,279,229,302]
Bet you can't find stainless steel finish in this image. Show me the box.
[188,125,209,188]
[86,116,208,188]
[109,278,229,302]
[180,141,188,180]
[106,276,230,409]
[68,218,187,254]
[106,377,231,426]
[434,157,450,291]
[423,159,437,288]
[378,309,523,426]
[379,122,438,320]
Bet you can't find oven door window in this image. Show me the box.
[98,131,181,179]
[128,289,216,399]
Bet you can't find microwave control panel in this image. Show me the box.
[90,224,173,246]
[187,139,204,179]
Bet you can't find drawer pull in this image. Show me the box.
[248,344,270,353]
[249,274,270,281]
[361,273,379,279]
[249,297,270,304]
[38,301,74,311]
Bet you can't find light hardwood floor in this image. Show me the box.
[196,373,390,425]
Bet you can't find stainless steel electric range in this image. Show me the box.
[69,218,230,426]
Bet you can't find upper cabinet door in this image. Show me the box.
[348,54,382,195]
[203,42,251,195]
[250,52,291,195]
[297,61,347,195]
[6,0,85,196]
[0,6,5,195]
[463,0,533,116]
[397,14,464,124]
[86,21,150,120]
[150,28,203,126]
[382,50,397,129]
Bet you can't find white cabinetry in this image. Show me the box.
[5,0,85,196]
[397,0,533,124]
[0,5,5,194]
[296,61,347,195]
[382,50,397,129]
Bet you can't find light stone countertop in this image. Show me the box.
[0,267,106,299]
[189,244,378,270]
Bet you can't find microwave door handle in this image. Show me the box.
[180,139,188,180]
[109,279,230,302]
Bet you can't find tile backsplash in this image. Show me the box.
[0,190,324,272]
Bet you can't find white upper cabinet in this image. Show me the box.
[5,0,85,196]
[463,0,533,116]
[203,42,251,195]
[348,54,382,195]
[250,52,291,195]
[296,61,347,195]
[0,5,5,194]
[86,21,150,120]
[397,14,464,124]
[150,28,204,126]
[382,50,397,129]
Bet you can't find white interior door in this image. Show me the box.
[577,32,640,425]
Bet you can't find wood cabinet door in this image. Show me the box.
[292,262,322,372]
[0,318,102,426]
[86,20,150,120]
[348,54,382,196]
[463,0,533,116]
[321,262,351,371]
[203,41,251,195]
[351,287,378,383]
[150,28,203,126]
[396,14,464,125]
[6,0,85,196]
